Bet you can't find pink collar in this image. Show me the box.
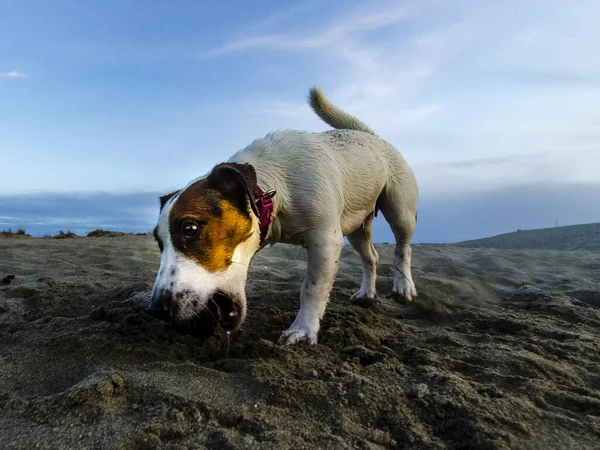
[254,185,275,245]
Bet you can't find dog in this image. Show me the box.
[148,87,418,345]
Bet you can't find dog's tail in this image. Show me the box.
[308,86,377,136]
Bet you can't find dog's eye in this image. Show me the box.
[182,221,199,237]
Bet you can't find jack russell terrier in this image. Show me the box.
[148,87,418,345]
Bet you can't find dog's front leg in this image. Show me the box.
[279,232,344,345]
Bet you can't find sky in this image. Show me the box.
[1,0,599,241]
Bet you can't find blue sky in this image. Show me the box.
[1,0,599,241]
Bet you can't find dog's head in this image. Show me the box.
[148,163,261,332]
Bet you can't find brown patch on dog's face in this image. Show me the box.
[168,163,258,273]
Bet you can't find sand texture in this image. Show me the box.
[1,235,600,449]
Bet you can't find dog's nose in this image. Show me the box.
[147,289,173,320]
[149,289,172,311]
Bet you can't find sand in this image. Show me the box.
[1,235,599,449]
[457,222,600,252]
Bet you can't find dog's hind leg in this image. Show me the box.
[379,181,418,301]
[347,212,378,304]
[279,230,344,345]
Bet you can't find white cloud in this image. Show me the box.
[0,71,27,78]
[198,3,416,58]
[415,149,600,195]
[240,0,323,35]
[196,1,446,142]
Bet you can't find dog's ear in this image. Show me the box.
[159,190,179,210]
[207,163,259,217]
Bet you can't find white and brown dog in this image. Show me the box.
[149,87,418,345]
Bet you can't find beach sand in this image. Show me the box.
[1,235,599,449]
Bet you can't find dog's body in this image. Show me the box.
[149,87,418,345]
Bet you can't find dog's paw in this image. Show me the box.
[391,279,417,301]
[351,286,376,300]
[351,286,377,307]
[351,292,376,308]
[278,327,318,345]
[279,310,320,345]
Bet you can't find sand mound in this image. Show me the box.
[458,222,600,251]
[1,236,599,449]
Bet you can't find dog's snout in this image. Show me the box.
[147,289,173,320]
[211,292,244,331]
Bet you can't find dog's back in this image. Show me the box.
[307,87,414,178]
[308,87,417,195]
[228,88,416,240]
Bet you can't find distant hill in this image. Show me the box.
[456,222,600,251]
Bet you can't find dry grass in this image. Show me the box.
[51,230,78,239]
[87,229,126,238]
[0,228,31,238]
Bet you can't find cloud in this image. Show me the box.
[480,69,598,87]
[198,3,416,58]
[0,191,161,236]
[413,148,600,196]
[187,1,600,198]
[3,0,598,204]
[194,1,448,142]
[250,98,443,126]
[373,181,600,244]
[242,0,322,34]
[438,156,516,169]
[2,183,599,243]
[0,71,27,78]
